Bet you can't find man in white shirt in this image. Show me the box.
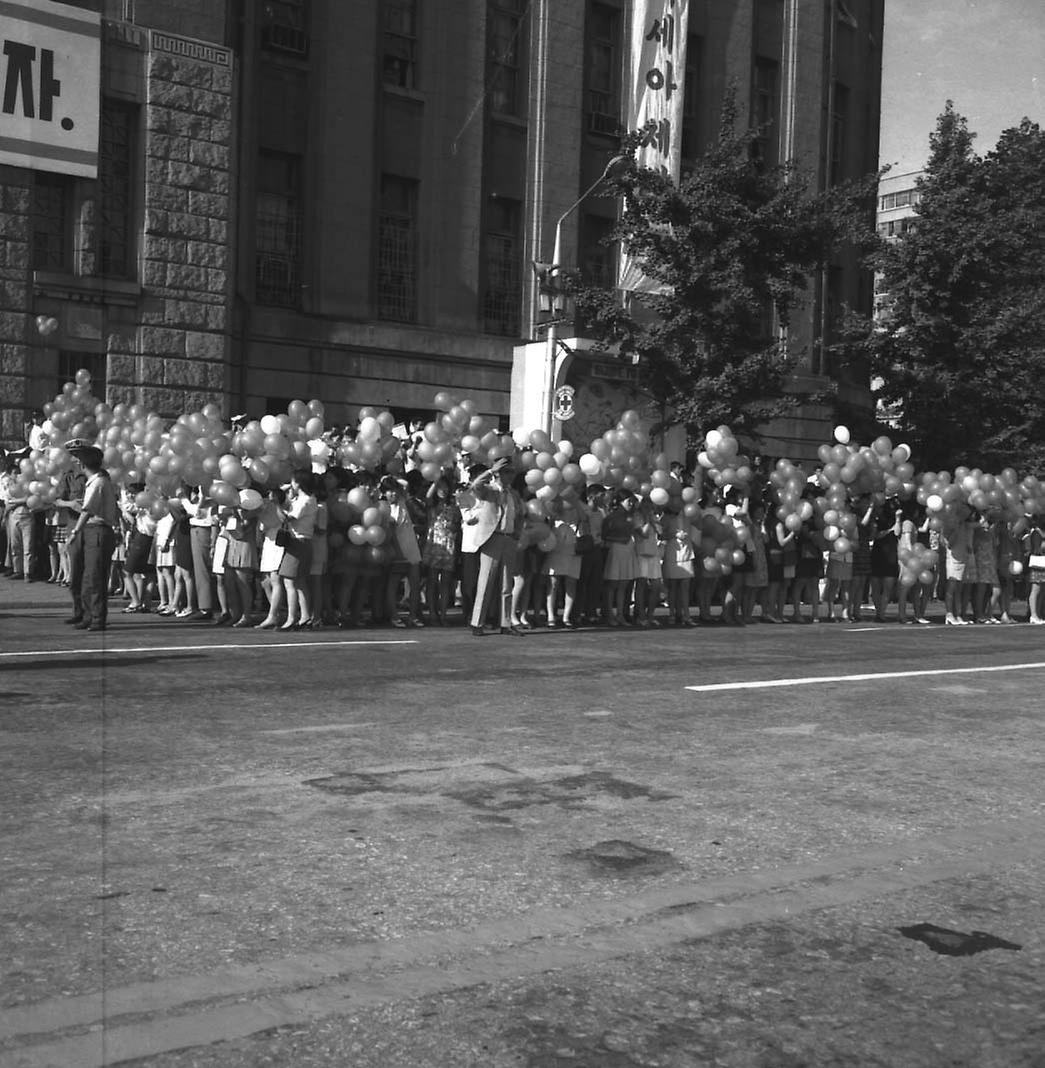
[65,442,119,631]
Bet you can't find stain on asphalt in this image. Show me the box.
[898,922,1022,956]
[565,839,682,876]
[304,766,676,812]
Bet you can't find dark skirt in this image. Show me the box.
[124,531,154,574]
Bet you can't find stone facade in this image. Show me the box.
[0,3,233,448]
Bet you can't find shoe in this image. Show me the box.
[407,618,425,628]
[915,617,930,624]
[470,625,485,637]
[174,608,193,618]
[87,623,105,632]
[232,617,253,628]
[500,625,526,637]
[391,618,407,629]
[64,616,83,625]
[122,605,141,613]
[254,620,277,630]
[682,619,696,627]
[547,620,559,629]
[73,621,90,629]
[562,620,576,629]
[212,613,232,626]
[999,615,1014,624]
[945,615,963,626]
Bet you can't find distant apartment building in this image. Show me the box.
[2,0,885,458]
[873,169,923,321]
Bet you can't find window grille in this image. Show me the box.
[32,173,71,272]
[482,198,520,336]
[376,176,417,322]
[586,3,620,137]
[57,351,107,396]
[100,101,135,278]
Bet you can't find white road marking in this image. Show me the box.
[686,661,1045,692]
[0,640,417,659]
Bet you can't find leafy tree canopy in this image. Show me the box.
[567,93,879,446]
[869,103,1045,473]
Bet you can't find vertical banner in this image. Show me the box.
[618,0,689,293]
[0,0,101,177]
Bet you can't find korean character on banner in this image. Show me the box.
[639,117,671,157]
[645,14,675,53]
[645,60,677,101]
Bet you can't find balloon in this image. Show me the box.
[209,480,239,507]
[239,488,263,510]
[926,494,944,512]
[364,524,386,546]
[833,425,850,445]
[649,487,670,506]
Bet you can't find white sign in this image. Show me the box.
[618,0,689,292]
[0,0,101,177]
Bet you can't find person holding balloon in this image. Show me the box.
[601,490,640,627]
[119,484,157,613]
[660,508,697,626]
[380,475,424,629]
[541,502,581,628]
[277,470,319,630]
[423,476,460,626]
[212,489,261,626]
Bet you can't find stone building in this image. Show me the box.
[0,0,234,445]
[2,0,884,456]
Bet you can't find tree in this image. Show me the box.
[869,104,1045,473]
[568,95,879,445]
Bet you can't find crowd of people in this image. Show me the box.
[4,438,1044,634]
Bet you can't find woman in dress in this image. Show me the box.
[423,477,460,625]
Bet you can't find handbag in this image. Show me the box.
[1029,554,1045,569]
[274,527,292,548]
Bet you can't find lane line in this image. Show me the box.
[2,815,1039,1066]
[0,640,417,659]
[686,660,1045,692]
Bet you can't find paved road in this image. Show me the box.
[1,582,1043,1067]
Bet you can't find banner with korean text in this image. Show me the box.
[0,0,101,177]
[618,0,688,293]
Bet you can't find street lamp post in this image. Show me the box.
[535,154,632,436]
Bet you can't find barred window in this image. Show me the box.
[32,172,72,272]
[99,100,136,278]
[376,175,418,322]
[580,213,616,287]
[255,151,303,308]
[488,0,527,117]
[482,197,520,336]
[56,351,107,397]
[383,0,418,89]
[585,3,621,137]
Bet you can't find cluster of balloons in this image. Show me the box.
[697,426,754,492]
[898,539,940,588]
[11,375,1045,569]
[576,409,666,492]
[918,467,1045,536]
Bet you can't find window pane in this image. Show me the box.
[255,152,303,307]
[100,102,135,278]
[377,176,417,322]
[32,173,70,271]
[57,351,107,396]
[383,0,418,88]
[482,197,520,336]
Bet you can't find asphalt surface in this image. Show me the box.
[1,580,1043,1067]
